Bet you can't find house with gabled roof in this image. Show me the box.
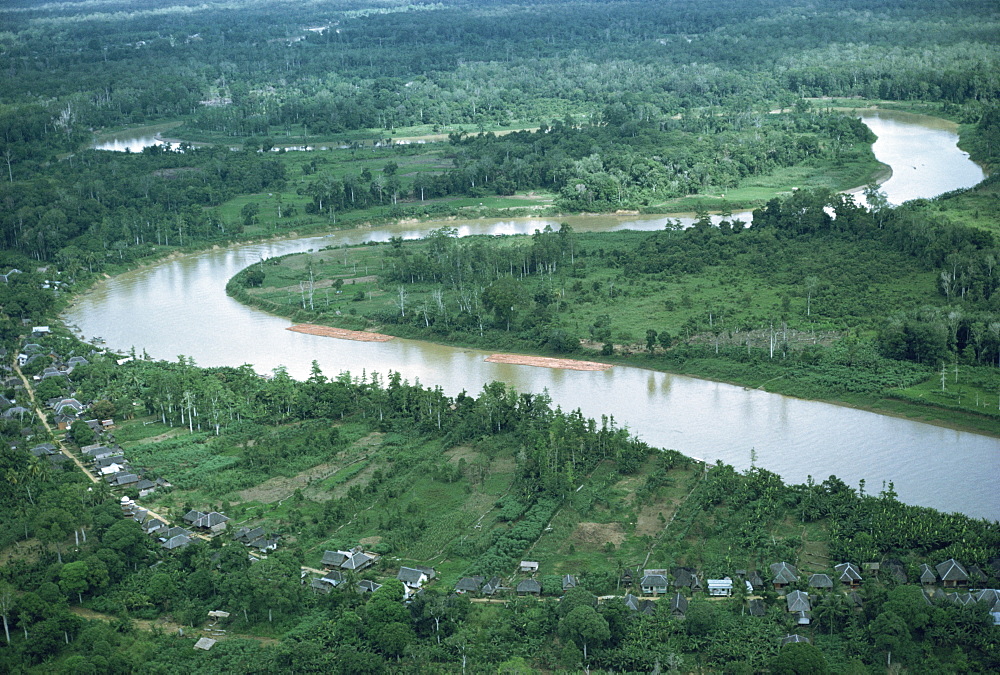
[623,593,640,612]
[920,563,937,586]
[193,512,229,534]
[748,599,767,617]
[250,535,280,552]
[669,592,688,617]
[808,574,833,590]
[29,443,58,457]
[786,590,810,613]
[455,576,484,594]
[641,574,669,595]
[357,580,382,594]
[747,569,765,590]
[975,589,1000,606]
[108,472,139,487]
[482,576,503,596]
[397,567,431,592]
[143,518,167,536]
[781,634,810,645]
[321,550,349,569]
[53,398,84,415]
[936,559,969,588]
[520,561,539,573]
[235,526,266,545]
[321,570,344,586]
[834,562,863,588]
[770,562,798,589]
[162,534,191,550]
[310,578,335,594]
[3,406,31,420]
[671,567,698,590]
[707,578,734,596]
[516,579,541,596]
[311,571,345,594]
[342,551,375,571]
[562,575,578,592]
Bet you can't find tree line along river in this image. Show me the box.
[70,110,998,520]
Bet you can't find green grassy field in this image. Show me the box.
[116,409,848,591]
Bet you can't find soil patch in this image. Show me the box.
[132,428,188,445]
[69,606,279,645]
[359,535,382,547]
[635,502,674,538]
[444,445,481,464]
[485,354,612,371]
[572,522,626,548]
[287,324,394,342]
[238,457,366,504]
[311,275,378,289]
[332,463,379,499]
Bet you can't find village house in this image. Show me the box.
[786,590,811,624]
[357,580,382,594]
[672,567,699,590]
[936,559,969,588]
[707,578,734,596]
[310,571,344,594]
[770,562,798,590]
[520,561,539,574]
[342,550,375,571]
[562,575,578,592]
[834,562,863,588]
[808,574,833,591]
[781,634,810,646]
[516,579,541,596]
[320,546,377,572]
[669,592,688,617]
[397,566,434,593]
[321,550,348,569]
[455,576,484,594]
[919,563,937,586]
[481,576,503,596]
[192,512,230,534]
[640,572,669,595]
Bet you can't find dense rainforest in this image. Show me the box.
[0,0,998,672]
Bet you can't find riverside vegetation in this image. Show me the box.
[1,0,999,671]
[0,343,998,673]
[229,183,1000,435]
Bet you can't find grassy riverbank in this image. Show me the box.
[226,212,1000,438]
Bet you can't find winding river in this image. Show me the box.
[70,111,998,520]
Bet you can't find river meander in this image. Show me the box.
[69,111,997,520]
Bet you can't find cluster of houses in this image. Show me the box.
[452,561,579,599]
[305,547,998,639]
[120,497,196,550]
[309,547,384,595]
[83,441,169,494]
[233,525,281,553]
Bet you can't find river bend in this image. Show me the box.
[70,112,998,520]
